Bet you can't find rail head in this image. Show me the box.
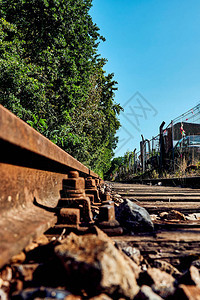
[0,104,99,178]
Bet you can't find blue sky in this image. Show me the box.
[90,0,200,157]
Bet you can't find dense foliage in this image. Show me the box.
[104,156,124,180]
[0,0,122,177]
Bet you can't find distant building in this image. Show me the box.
[173,122,200,141]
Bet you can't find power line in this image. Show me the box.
[172,103,200,124]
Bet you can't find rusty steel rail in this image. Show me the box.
[0,105,101,268]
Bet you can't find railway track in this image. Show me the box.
[0,105,102,269]
[111,182,200,225]
[1,105,200,298]
[112,182,200,212]
[111,182,200,270]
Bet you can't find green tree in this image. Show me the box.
[104,156,124,180]
[0,0,122,176]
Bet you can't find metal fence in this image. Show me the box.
[115,103,200,179]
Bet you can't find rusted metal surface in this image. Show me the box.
[56,171,122,234]
[96,200,123,235]
[0,105,98,178]
[174,284,200,299]
[85,176,101,204]
[0,163,67,211]
[0,106,101,268]
[0,163,63,268]
[0,204,56,269]
[56,171,94,229]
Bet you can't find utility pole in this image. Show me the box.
[159,121,165,172]
[141,135,145,173]
[133,148,137,174]
[171,120,175,172]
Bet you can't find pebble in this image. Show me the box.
[89,294,112,300]
[10,252,26,264]
[55,232,139,299]
[134,285,164,299]
[178,265,200,286]
[115,243,143,265]
[138,267,175,298]
[171,284,200,299]
[153,260,181,277]
[115,199,154,234]
[159,210,186,221]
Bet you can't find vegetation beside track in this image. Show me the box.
[0,0,122,178]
